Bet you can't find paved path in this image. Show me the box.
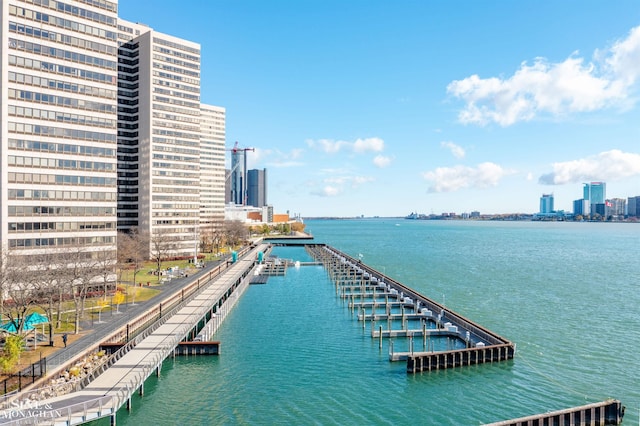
[0,245,266,425]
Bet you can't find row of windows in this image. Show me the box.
[152,153,199,165]
[118,89,138,98]
[9,155,115,172]
[9,205,115,217]
[153,37,200,55]
[151,195,199,205]
[8,174,117,189]
[152,202,200,210]
[8,105,116,129]
[152,111,201,125]
[22,0,117,26]
[153,78,199,93]
[153,87,200,102]
[153,128,200,141]
[9,21,116,55]
[76,0,117,13]
[9,236,115,249]
[153,62,199,78]
[152,119,199,133]
[153,71,199,86]
[10,5,117,41]
[152,145,199,156]
[152,53,200,71]
[9,221,116,233]
[153,46,199,63]
[9,55,116,85]
[9,138,115,157]
[153,95,199,110]
[152,103,200,117]
[153,186,199,194]
[152,169,199,179]
[9,71,116,100]
[8,121,116,143]
[151,137,198,149]
[9,88,116,114]
[10,38,117,71]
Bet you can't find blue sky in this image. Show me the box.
[119,1,640,217]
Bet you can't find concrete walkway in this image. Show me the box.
[0,244,267,425]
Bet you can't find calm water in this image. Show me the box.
[101,219,640,425]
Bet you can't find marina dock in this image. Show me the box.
[306,244,516,373]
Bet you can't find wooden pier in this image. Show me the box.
[485,399,625,425]
[306,244,516,374]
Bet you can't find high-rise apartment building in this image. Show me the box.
[247,168,267,208]
[116,20,202,257]
[200,104,226,232]
[1,0,119,260]
[1,1,226,261]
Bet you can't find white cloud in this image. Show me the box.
[255,148,306,168]
[353,137,384,153]
[312,185,342,197]
[373,155,392,168]
[447,25,640,126]
[306,138,348,153]
[307,137,385,154]
[422,162,510,192]
[440,141,465,159]
[538,149,640,185]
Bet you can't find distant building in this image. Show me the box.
[247,168,267,207]
[229,145,245,205]
[470,211,481,218]
[605,198,625,220]
[583,182,606,216]
[628,196,640,217]
[540,194,554,214]
[573,199,589,217]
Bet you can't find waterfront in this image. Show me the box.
[98,219,639,425]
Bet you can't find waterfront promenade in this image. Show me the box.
[0,243,268,425]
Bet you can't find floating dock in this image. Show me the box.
[306,244,516,373]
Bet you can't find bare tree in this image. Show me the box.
[3,253,38,335]
[60,246,97,334]
[224,220,248,248]
[95,247,117,300]
[32,251,65,345]
[151,228,176,276]
[117,229,149,287]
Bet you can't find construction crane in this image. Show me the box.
[226,141,255,205]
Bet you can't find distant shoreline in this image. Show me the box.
[303,215,639,223]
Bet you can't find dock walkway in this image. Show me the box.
[0,244,268,425]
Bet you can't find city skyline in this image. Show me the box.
[118,1,640,217]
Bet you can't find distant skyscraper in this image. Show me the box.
[628,196,640,217]
[573,199,589,216]
[539,194,554,214]
[583,182,606,216]
[247,168,267,207]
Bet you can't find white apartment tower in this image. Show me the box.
[1,0,119,259]
[200,104,226,233]
[116,20,201,257]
